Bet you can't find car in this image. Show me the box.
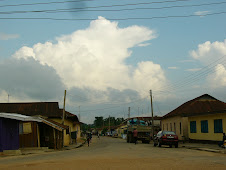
[153,131,178,148]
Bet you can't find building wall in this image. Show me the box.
[161,116,188,140]
[0,118,19,152]
[51,118,80,146]
[19,122,38,148]
[188,113,226,141]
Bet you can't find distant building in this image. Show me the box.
[161,94,226,141]
[0,112,68,152]
[186,95,226,142]
[0,102,80,146]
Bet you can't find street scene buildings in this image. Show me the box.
[0,0,226,169]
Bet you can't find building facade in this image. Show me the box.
[161,94,226,142]
[188,113,226,141]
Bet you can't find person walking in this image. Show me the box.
[87,133,90,147]
[133,128,138,145]
[97,132,100,139]
[219,133,226,147]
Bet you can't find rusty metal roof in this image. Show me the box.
[162,94,226,119]
[0,102,78,121]
[42,118,69,131]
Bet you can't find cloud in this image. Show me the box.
[0,58,65,101]
[185,68,201,72]
[0,33,19,40]
[137,43,151,47]
[194,11,210,17]
[207,64,226,88]
[190,40,226,88]
[13,17,165,98]
[168,67,178,70]
[190,40,226,65]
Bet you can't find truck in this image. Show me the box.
[126,119,151,144]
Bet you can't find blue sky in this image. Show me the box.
[0,0,226,124]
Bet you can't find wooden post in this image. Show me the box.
[37,123,40,148]
[53,128,56,150]
[62,90,66,147]
[150,90,154,140]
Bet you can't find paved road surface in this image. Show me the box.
[0,136,226,170]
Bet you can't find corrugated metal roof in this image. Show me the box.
[162,94,226,119]
[0,102,59,117]
[0,112,42,122]
[40,118,69,131]
[0,112,69,131]
[0,102,78,121]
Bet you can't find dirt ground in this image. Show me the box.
[0,136,226,170]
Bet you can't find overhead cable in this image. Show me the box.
[1,1,226,14]
[0,11,225,20]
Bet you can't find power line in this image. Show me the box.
[0,0,193,8]
[0,11,225,20]
[154,55,226,92]
[155,58,226,94]
[0,0,94,8]
[69,95,149,113]
[2,1,226,14]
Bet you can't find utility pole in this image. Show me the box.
[8,94,10,103]
[62,90,66,147]
[109,115,110,135]
[62,90,67,124]
[128,107,130,118]
[78,106,80,121]
[150,90,154,140]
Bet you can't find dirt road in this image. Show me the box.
[0,136,226,170]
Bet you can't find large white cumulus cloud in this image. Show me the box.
[13,17,165,97]
[190,39,226,88]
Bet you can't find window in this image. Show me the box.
[214,119,223,133]
[19,123,23,134]
[180,122,182,134]
[163,124,164,130]
[174,123,176,133]
[170,123,172,131]
[190,121,196,133]
[167,123,168,131]
[201,120,208,133]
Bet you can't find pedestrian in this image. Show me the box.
[87,133,90,147]
[97,132,100,139]
[133,128,138,145]
[90,133,92,143]
[218,133,226,147]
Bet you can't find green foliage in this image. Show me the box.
[93,116,124,128]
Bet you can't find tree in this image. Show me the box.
[94,116,104,128]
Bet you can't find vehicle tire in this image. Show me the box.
[158,141,161,147]
[154,142,157,147]
[169,144,172,148]
[127,135,129,143]
[175,143,178,148]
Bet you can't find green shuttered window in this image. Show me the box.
[214,119,223,133]
[190,121,196,133]
[201,120,208,133]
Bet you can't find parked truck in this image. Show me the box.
[126,119,151,144]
